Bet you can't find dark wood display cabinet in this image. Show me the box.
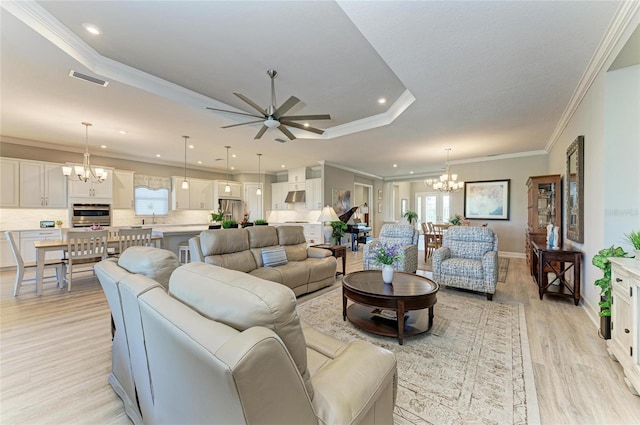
[526,174,562,273]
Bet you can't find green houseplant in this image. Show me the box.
[254,219,268,226]
[592,245,630,339]
[210,210,225,223]
[402,210,418,225]
[449,214,463,225]
[626,230,640,259]
[221,219,238,229]
[330,221,347,245]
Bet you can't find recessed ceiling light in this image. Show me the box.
[188,144,194,149]
[100,145,107,149]
[197,160,202,164]
[156,154,161,158]
[232,154,237,158]
[231,166,235,170]
[281,165,286,168]
[303,123,310,127]
[118,130,127,134]
[82,23,102,35]
[410,171,414,174]
[378,97,387,104]
[393,164,397,168]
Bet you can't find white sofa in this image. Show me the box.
[95,246,397,425]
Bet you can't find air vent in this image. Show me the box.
[69,70,109,87]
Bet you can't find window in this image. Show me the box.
[135,187,169,216]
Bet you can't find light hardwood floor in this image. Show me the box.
[1,250,640,424]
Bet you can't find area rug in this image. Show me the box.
[298,289,539,425]
[419,257,510,283]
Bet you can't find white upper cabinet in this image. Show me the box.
[68,168,113,200]
[190,179,214,210]
[215,181,242,199]
[1,158,20,207]
[20,160,67,208]
[305,178,323,210]
[288,167,306,183]
[171,177,191,210]
[113,170,135,209]
[271,182,289,211]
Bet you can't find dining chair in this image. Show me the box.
[117,227,153,256]
[63,230,109,291]
[422,222,439,260]
[5,231,64,296]
[432,224,446,250]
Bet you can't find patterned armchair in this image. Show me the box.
[432,226,498,300]
[363,224,419,273]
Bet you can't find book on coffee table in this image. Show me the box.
[370,308,409,322]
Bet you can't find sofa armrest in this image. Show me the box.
[362,239,380,270]
[307,247,332,259]
[432,247,451,276]
[188,236,204,262]
[395,244,418,273]
[482,250,499,288]
[310,340,397,425]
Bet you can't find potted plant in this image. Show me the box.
[626,230,640,260]
[449,214,463,225]
[55,220,63,228]
[330,221,347,245]
[592,245,630,339]
[240,212,253,228]
[402,210,418,225]
[254,219,268,226]
[222,219,238,229]
[373,242,404,284]
[210,210,225,224]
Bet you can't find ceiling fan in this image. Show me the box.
[206,69,331,141]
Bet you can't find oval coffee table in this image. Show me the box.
[342,270,439,345]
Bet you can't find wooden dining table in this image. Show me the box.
[33,236,162,296]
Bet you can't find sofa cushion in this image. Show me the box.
[262,246,288,267]
[168,262,314,399]
[277,226,306,246]
[204,251,258,273]
[247,225,279,248]
[117,246,179,289]
[200,228,249,256]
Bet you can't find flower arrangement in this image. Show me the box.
[373,242,404,266]
[89,224,102,230]
[449,214,464,225]
[241,212,250,225]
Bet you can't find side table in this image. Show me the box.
[531,241,582,305]
[312,244,346,276]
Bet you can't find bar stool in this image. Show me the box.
[178,241,191,265]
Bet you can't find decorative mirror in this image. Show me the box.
[566,135,584,243]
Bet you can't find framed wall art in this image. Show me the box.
[378,189,383,200]
[378,203,383,213]
[464,179,511,220]
[331,189,351,215]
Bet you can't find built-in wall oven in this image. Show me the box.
[71,203,112,228]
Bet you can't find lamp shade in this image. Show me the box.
[318,205,339,223]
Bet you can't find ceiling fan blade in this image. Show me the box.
[222,120,264,129]
[280,120,325,135]
[254,125,268,139]
[234,93,267,116]
[206,107,263,119]
[279,114,331,121]
[278,125,296,140]
[274,138,288,143]
[273,96,300,119]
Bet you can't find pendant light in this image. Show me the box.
[181,136,190,190]
[256,153,262,196]
[224,146,231,193]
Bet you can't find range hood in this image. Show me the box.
[284,190,306,203]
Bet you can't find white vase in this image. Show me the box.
[382,264,394,284]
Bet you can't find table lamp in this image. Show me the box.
[318,205,339,244]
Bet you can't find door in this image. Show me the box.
[416,192,450,224]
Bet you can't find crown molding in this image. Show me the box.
[545,0,640,152]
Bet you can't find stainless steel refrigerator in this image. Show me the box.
[218,199,243,223]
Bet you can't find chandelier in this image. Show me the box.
[424,148,464,192]
[62,122,108,183]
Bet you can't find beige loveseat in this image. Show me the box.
[189,225,337,296]
[95,247,397,425]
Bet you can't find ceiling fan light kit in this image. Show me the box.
[206,69,331,141]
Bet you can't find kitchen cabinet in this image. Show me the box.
[306,178,322,210]
[215,181,242,199]
[288,167,306,183]
[526,175,561,271]
[68,168,113,200]
[20,160,68,208]
[271,182,289,210]
[244,182,263,221]
[113,170,134,209]
[608,258,640,395]
[190,179,214,210]
[19,229,63,264]
[1,158,20,207]
[171,177,191,210]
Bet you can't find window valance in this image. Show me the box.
[134,174,171,190]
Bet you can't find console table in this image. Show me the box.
[531,241,582,305]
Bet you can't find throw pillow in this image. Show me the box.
[262,246,288,267]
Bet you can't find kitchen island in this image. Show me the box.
[151,225,210,256]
